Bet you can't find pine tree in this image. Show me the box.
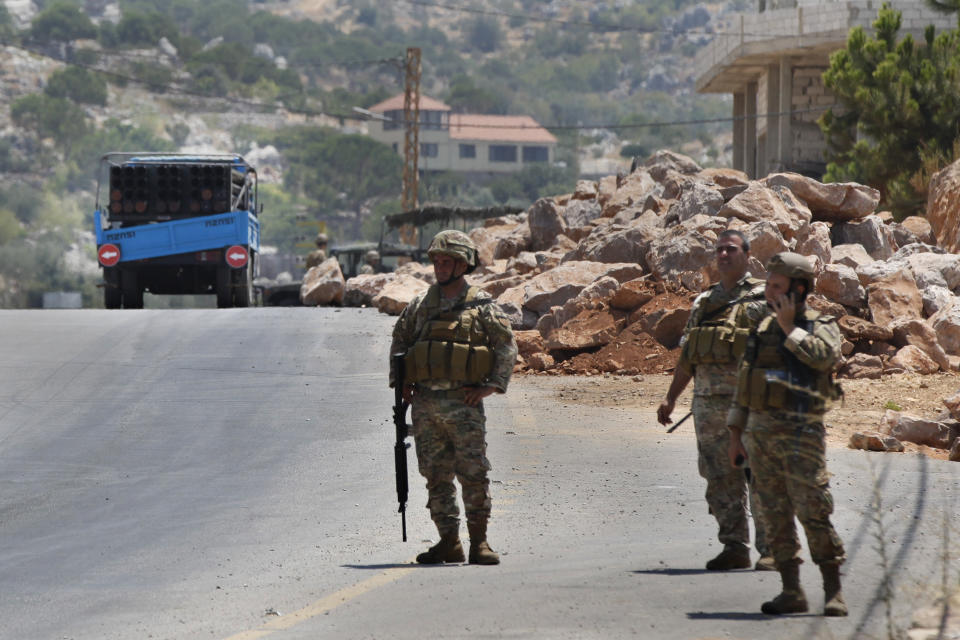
[819,3,960,217]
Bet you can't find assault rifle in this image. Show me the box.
[392,353,411,542]
[666,411,692,434]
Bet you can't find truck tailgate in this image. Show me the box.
[95,210,259,263]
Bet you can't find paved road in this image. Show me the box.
[0,308,955,639]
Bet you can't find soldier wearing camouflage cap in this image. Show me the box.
[390,230,518,565]
[305,232,329,269]
[727,252,848,617]
[358,249,380,275]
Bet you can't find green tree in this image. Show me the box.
[10,94,88,155]
[45,67,108,105]
[465,16,502,53]
[820,4,960,216]
[29,1,98,42]
[114,9,180,48]
[272,127,401,239]
[0,4,14,40]
[446,75,511,114]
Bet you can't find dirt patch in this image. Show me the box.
[535,283,693,376]
[558,324,680,375]
[538,370,960,460]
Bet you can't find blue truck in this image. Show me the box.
[94,152,260,308]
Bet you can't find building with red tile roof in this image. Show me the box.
[365,94,557,175]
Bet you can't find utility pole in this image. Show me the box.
[401,46,421,247]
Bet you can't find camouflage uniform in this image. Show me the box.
[678,275,769,557]
[359,250,379,275]
[727,301,846,569]
[305,232,328,269]
[390,284,517,537]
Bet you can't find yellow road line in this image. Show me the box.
[223,566,415,640]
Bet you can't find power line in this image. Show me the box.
[1,39,840,134]
[397,0,852,41]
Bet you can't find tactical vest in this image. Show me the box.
[683,305,750,366]
[736,310,842,413]
[404,286,494,385]
[682,283,761,366]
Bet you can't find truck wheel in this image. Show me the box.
[104,268,122,309]
[216,266,233,308]
[233,265,253,307]
[122,271,143,309]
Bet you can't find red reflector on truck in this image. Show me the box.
[225,245,248,268]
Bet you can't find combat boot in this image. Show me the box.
[820,562,848,617]
[467,522,500,565]
[416,531,465,565]
[761,561,809,615]
[705,544,751,571]
[755,555,777,571]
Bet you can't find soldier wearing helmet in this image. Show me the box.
[305,232,329,269]
[358,249,380,275]
[390,230,517,565]
[727,252,847,617]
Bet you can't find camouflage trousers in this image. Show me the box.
[693,394,768,554]
[410,388,492,537]
[743,411,845,568]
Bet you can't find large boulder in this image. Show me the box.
[901,251,960,291]
[838,353,883,379]
[571,180,599,201]
[343,272,393,307]
[645,223,718,291]
[890,318,951,371]
[717,182,811,240]
[470,222,524,267]
[572,219,660,267]
[816,263,866,308]
[899,215,935,245]
[601,170,658,218]
[371,274,430,315]
[544,308,621,351]
[761,172,879,222]
[794,221,832,270]
[666,181,724,222]
[866,270,923,327]
[926,158,960,253]
[496,260,644,324]
[300,257,345,306]
[552,276,620,326]
[493,224,532,260]
[644,149,702,180]
[890,345,940,374]
[830,215,894,260]
[883,410,956,449]
[738,220,789,267]
[563,199,601,228]
[831,244,874,270]
[528,198,568,251]
[836,315,894,342]
[930,304,960,355]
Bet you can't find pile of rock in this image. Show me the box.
[305,150,960,383]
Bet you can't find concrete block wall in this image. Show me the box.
[791,66,832,166]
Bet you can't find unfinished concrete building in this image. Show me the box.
[695,0,954,178]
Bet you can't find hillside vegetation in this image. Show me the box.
[0,0,732,307]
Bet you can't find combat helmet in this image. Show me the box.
[315,232,329,246]
[766,252,815,288]
[427,230,478,273]
[364,249,380,263]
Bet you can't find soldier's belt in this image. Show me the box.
[415,386,471,399]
